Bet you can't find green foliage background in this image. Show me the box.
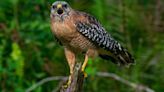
[0,0,163,92]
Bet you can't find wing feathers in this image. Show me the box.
[75,12,135,66]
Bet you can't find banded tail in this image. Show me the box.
[99,42,135,67]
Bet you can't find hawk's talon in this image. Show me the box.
[63,84,68,88]
[63,75,72,88]
[83,71,88,78]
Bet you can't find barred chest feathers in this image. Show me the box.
[51,18,96,52]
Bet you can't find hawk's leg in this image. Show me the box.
[81,54,88,72]
[64,48,75,86]
[81,49,97,77]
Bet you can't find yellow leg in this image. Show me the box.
[81,49,97,77]
[81,54,88,72]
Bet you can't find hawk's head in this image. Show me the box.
[50,1,72,21]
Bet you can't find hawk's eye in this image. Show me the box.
[62,4,67,8]
[52,5,56,9]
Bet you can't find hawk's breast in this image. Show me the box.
[51,19,95,53]
[69,33,96,52]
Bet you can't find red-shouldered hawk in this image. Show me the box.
[50,1,135,84]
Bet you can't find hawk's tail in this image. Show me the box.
[99,46,135,67]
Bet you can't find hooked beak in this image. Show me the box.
[57,4,63,15]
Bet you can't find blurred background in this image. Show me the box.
[0,0,164,92]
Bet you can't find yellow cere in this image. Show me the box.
[57,4,62,8]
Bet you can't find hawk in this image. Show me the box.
[50,1,134,84]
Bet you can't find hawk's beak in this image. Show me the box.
[57,4,64,15]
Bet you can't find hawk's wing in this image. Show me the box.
[75,12,135,66]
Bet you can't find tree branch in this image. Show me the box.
[25,76,67,92]
[25,72,155,92]
[96,72,155,92]
[60,62,85,92]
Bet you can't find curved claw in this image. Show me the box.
[63,75,72,88]
[83,71,88,78]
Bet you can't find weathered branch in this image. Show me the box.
[25,72,155,92]
[25,76,67,92]
[25,62,85,92]
[96,72,155,92]
[60,62,85,92]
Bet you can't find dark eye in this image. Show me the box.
[62,4,67,8]
[52,5,56,9]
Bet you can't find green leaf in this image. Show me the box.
[11,42,24,78]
